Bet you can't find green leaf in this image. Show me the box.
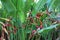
[18,11,25,23]
[1,0,16,12]
[24,0,34,13]
[21,28,25,40]
[48,0,56,9]
[48,0,60,11]
[32,0,47,16]
[17,0,26,11]
[38,24,59,33]
[11,0,16,6]
[37,24,59,39]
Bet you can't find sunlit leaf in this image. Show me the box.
[32,0,47,16]
[38,24,59,33]
[1,0,16,12]
[18,11,25,23]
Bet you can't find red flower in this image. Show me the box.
[36,26,39,29]
[4,23,11,27]
[40,25,43,29]
[36,13,41,19]
[32,30,36,35]
[3,23,11,28]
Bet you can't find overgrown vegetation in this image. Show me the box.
[0,0,60,40]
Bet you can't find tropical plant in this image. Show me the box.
[0,0,60,40]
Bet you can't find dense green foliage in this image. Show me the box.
[0,0,60,40]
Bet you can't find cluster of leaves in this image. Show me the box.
[0,0,60,40]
